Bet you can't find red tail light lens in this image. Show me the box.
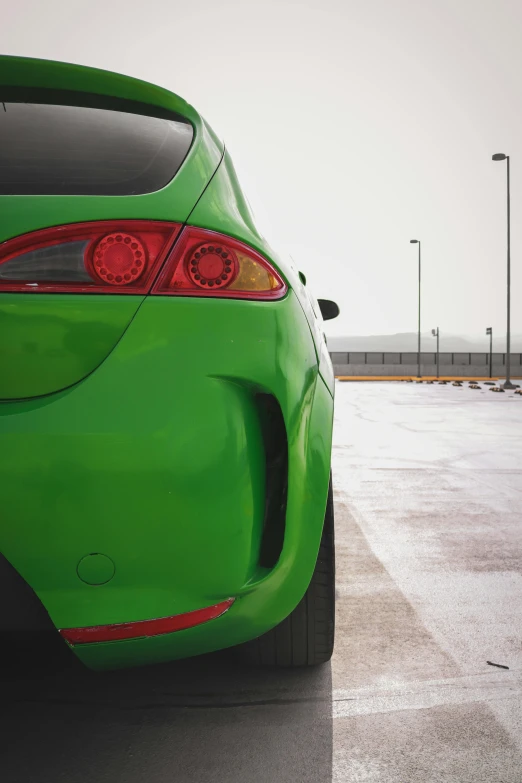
[152,227,287,300]
[59,598,235,645]
[0,221,181,294]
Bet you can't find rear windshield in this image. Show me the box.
[0,95,193,196]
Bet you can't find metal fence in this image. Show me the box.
[329,352,522,366]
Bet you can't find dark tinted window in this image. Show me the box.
[0,100,193,195]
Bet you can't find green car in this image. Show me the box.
[0,55,338,671]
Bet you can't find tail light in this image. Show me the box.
[0,222,287,300]
[152,227,287,300]
[0,221,181,294]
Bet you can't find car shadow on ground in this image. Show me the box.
[1,632,333,783]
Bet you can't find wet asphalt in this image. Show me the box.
[1,380,521,782]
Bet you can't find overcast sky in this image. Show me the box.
[3,0,522,341]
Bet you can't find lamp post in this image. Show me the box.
[492,154,515,389]
[486,326,493,379]
[410,239,421,378]
[432,327,440,378]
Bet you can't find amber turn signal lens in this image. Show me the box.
[152,226,287,300]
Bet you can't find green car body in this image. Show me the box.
[0,56,335,670]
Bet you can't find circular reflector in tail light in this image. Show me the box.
[187,243,238,288]
[90,233,147,286]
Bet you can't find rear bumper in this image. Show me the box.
[0,291,333,669]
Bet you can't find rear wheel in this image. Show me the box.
[240,476,335,666]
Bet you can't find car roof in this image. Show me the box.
[0,55,200,125]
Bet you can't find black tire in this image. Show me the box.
[239,476,335,666]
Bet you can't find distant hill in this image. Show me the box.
[326,332,522,352]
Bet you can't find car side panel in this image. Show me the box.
[187,150,335,397]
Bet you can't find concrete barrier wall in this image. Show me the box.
[333,364,504,377]
[330,351,522,369]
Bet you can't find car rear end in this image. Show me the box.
[0,56,334,670]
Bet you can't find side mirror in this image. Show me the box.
[317,299,340,321]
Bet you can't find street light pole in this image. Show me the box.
[432,327,440,378]
[492,154,515,389]
[486,327,493,379]
[410,239,421,378]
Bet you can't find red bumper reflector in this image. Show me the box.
[59,599,235,646]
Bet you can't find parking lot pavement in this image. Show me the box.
[1,639,333,783]
[332,381,522,782]
[2,381,521,782]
